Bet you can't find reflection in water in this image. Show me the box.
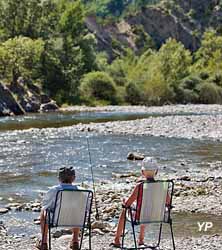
[0,110,219,131]
[0,111,154,131]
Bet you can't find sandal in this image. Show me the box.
[36,239,48,250]
[69,241,79,250]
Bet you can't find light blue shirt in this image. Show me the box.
[42,183,78,211]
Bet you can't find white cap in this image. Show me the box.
[141,157,158,171]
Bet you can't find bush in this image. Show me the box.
[198,82,221,104]
[125,82,143,105]
[180,76,202,90]
[180,88,199,104]
[80,71,117,104]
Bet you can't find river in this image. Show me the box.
[0,108,222,238]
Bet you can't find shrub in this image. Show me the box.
[198,82,221,104]
[180,76,202,90]
[182,88,199,104]
[80,71,117,104]
[125,82,143,105]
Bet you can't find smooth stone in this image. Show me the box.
[0,208,9,214]
[127,152,145,160]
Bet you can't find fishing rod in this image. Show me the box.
[87,137,100,220]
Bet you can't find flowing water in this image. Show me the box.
[0,110,222,238]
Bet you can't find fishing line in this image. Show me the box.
[87,137,100,220]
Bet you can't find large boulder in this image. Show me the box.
[40,102,59,112]
[9,78,58,113]
[20,98,41,113]
[0,82,25,116]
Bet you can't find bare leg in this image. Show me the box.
[114,209,125,245]
[138,224,146,245]
[72,228,80,243]
[40,210,48,244]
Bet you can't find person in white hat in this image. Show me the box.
[141,156,158,180]
[112,157,158,247]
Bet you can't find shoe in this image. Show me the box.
[36,239,48,250]
[69,241,79,250]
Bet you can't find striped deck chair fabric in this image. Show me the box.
[137,181,169,224]
[52,190,91,227]
[44,189,93,250]
[121,180,175,250]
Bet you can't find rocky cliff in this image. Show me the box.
[0,79,58,117]
[86,0,222,57]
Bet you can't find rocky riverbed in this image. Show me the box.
[1,173,222,249]
[67,114,222,141]
[61,104,222,115]
[2,173,221,216]
[57,105,222,141]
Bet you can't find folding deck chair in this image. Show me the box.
[121,180,175,250]
[42,189,93,250]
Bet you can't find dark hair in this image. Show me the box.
[58,167,75,183]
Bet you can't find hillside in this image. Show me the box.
[0,0,222,112]
[86,0,222,57]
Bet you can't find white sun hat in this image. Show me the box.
[141,157,158,171]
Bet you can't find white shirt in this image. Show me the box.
[42,183,78,211]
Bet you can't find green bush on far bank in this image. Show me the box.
[80,71,118,105]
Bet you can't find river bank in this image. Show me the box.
[54,105,222,141]
[61,104,222,115]
[1,174,222,249]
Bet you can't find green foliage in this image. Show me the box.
[133,25,156,53]
[123,39,192,105]
[198,82,222,104]
[0,0,59,40]
[59,0,85,39]
[85,0,161,19]
[107,49,137,86]
[0,36,44,83]
[95,52,109,71]
[194,30,222,74]
[158,38,192,85]
[86,0,125,18]
[0,0,221,106]
[80,71,117,104]
[44,0,97,104]
[175,76,202,104]
[125,82,143,105]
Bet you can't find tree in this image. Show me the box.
[60,1,97,103]
[0,36,44,83]
[158,38,192,85]
[194,30,222,72]
[0,0,60,40]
